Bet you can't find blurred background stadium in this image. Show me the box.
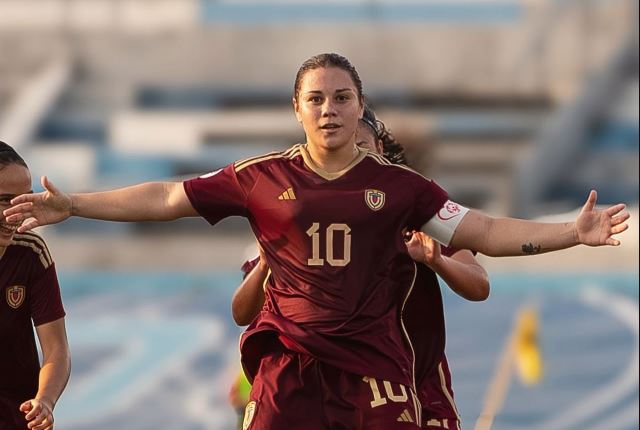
[0,0,637,429]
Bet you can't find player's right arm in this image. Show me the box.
[406,231,490,301]
[5,176,198,232]
[232,247,268,326]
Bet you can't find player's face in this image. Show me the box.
[0,164,31,247]
[293,67,363,152]
[356,122,383,155]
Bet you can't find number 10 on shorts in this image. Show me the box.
[363,376,409,407]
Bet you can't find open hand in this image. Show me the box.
[576,190,630,246]
[3,176,72,233]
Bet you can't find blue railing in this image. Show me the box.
[200,1,523,24]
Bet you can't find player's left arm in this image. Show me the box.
[428,191,629,257]
[406,232,489,301]
[232,243,269,326]
[21,318,71,430]
[232,259,268,326]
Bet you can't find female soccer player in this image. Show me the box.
[0,141,70,430]
[3,54,629,429]
[230,106,489,430]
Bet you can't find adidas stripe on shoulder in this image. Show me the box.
[364,152,433,182]
[234,144,302,172]
[12,232,54,269]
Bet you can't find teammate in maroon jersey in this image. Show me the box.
[363,107,490,430]
[4,53,629,429]
[0,142,70,430]
[230,107,489,429]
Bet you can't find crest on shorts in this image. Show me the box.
[365,189,385,211]
[6,285,25,309]
[242,401,257,430]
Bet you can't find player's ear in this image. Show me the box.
[293,97,302,123]
[358,99,364,120]
[375,139,383,155]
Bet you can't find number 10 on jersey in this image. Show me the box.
[306,223,352,267]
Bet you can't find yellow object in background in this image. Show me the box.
[229,369,252,411]
[514,306,543,386]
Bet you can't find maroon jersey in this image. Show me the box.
[185,144,448,387]
[0,232,65,428]
[403,251,460,425]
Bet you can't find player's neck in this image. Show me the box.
[0,246,6,261]
[305,141,359,173]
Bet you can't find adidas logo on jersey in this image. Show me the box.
[278,187,296,200]
[397,409,414,423]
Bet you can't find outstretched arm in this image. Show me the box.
[20,318,71,430]
[447,191,629,256]
[4,176,198,232]
[232,247,269,326]
[406,232,489,301]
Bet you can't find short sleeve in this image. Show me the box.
[30,263,65,326]
[407,176,449,229]
[183,164,249,226]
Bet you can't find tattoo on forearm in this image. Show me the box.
[522,243,542,254]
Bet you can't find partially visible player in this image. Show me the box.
[228,368,252,430]
[4,54,629,429]
[231,107,489,429]
[227,243,265,429]
[355,106,490,430]
[0,141,70,430]
[403,234,482,430]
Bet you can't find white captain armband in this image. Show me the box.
[423,200,470,246]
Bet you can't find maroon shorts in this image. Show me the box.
[243,343,421,429]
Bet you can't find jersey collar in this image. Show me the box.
[299,144,368,181]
